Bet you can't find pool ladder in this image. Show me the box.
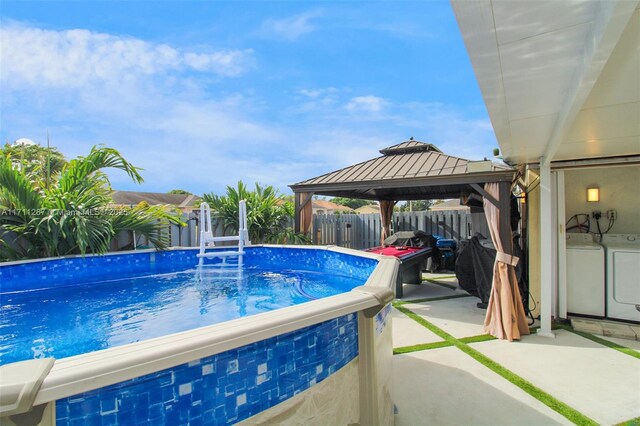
[196,259,244,282]
[197,200,251,266]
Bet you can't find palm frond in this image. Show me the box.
[58,146,144,193]
[0,155,43,211]
[0,145,169,260]
[201,181,306,244]
[110,204,185,251]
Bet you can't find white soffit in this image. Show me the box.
[452,0,640,164]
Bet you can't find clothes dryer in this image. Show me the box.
[601,234,640,322]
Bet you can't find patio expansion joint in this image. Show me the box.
[393,334,497,355]
[393,303,599,426]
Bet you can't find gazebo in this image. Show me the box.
[289,140,529,341]
[290,140,515,242]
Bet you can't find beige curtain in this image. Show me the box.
[299,193,313,235]
[482,183,530,341]
[379,200,396,245]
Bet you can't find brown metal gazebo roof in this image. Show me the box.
[290,140,514,201]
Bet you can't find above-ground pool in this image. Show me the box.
[0,246,398,425]
[1,247,375,365]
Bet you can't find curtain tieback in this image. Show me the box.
[496,251,519,266]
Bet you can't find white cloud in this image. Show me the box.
[291,87,341,113]
[0,23,253,89]
[345,95,387,112]
[298,89,322,98]
[156,101,278,143]
[0,21,496,197]
[0,22,266,144]
[258,11,321,41]
[297,87,338,99]
[0,22,277,195]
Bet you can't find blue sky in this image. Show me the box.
[0,1,496,196]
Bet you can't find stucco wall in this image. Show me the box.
[564,166,640,235]
[527,165,640,321]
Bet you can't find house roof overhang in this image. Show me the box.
[451,0,640,166]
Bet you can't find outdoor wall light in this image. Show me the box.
[587,186,600,202]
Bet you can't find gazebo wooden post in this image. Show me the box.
[379,200,396,245]
[294,191,314,234]
[470,181,512,251]
[294,192,300,233]
[498,181,513,255]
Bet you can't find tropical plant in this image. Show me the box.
[0,145,183,260]
[167,189,192,195]
[330,197,370,210]
[202,181,311,245]
[397,199,434,212]
[1,142,67,188]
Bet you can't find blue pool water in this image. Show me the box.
[0,248,376,365]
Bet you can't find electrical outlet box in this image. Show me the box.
[607,209,617,220]
[592,211,602,219]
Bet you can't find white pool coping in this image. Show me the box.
[11,245,399,406]
[0,247,161,267]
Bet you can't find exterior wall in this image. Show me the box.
[527,164,640,320]
[564,165,640,235]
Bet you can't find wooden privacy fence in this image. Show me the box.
[312,211,489,249]
[4,210,487,254]
[158,211,483,250]
[112,212,223,250]
[114,214,296,250]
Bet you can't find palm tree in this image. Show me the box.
[202,181,310,244]
[1,142,67,188]
[0,146,183,260]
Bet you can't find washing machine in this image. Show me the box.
[565,233,605,317]
[600,234,640,322]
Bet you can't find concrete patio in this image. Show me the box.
[392,276,640,426]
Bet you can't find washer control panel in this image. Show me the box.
[601,234,640,245]
[566,233,596,243]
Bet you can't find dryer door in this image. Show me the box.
[609,250,640,321]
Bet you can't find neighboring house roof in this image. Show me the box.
[110,191,201,209]
[312,200,353,212]
[290,140,514,200]
[355,205,380,214]
[430,199,470,211]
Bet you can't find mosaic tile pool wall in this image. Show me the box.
[0,247,377,292]
[55,313,359,425]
